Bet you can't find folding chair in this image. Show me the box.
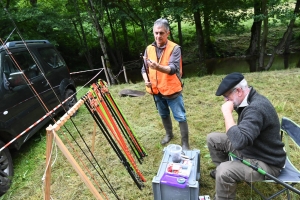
[242,117,300,199]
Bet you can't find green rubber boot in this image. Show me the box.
[161,116,174,145]
[179,121,190,150]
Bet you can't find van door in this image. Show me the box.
[0,50,51,144]
[36,47,70,110]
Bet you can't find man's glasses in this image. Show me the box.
[223,88,237,100]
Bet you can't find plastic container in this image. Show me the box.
[152,149,200,200]
[167,144,182,163]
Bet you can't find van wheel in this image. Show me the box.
[64,89,77,116]
[0,140,13,195]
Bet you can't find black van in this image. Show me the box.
[0,40,77,194]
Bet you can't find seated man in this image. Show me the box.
[206,72,286,200]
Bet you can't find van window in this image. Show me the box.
[1,52,41,89]
[3,55,18,75]
[12,52,41,80]
[38,48,66,69]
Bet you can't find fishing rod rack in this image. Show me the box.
[44,79,146,200]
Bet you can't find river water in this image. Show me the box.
[72,52,300,85]
[189,52,300,75]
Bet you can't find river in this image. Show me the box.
[72,52,300,86]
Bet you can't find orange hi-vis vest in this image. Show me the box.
[146,41,182,95]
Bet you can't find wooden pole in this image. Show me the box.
[44,98,103,199]
[44,125,54,200]
[53,130,104,200]
[53,99,84,131]
[101,56,111,86]
[123,65,128,83]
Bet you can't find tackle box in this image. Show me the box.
[152,148,200,200]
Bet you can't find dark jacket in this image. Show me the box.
[227,87,286,168]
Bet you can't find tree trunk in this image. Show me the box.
[176,15,183,48]
[112,0,149,46]
[264,0,300,70]
[72,0,93,69]
[30,0,37,6]
[246,0,262,57]
[120,17,130,58]
[72,20,94,69]
[258,0,268,70]
[246,56,258,72]
[5,0,10,8]
[104,1,117,49]
[193,1,206,76]
[169,27,175,42]
[203,9,216,57]
[84,0,117,84]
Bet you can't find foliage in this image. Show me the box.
[0,0,299,73]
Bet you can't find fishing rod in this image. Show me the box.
[58,114,118,200]
[88,86,146,183]
[0,38,52,116]
[90,84,129,150]
[97,87,143,163]
[1,2,141,195]
[0,94,76,153]
[90,84,146,180]
[98,80,146,156]
[140,53,157,109]
[83,94,145,189]
[84,94,124,162]
[2,1,144,192]
[229,152,300,195]
[0,10,70,119]
[97,80,147,160]
[58,99,122,199]
[82,96,127,198]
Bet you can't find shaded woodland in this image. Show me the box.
[0,0,299,83]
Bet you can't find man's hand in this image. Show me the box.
[147,59,171,74]
[142,73,152,88]
[147,59,159,70]
[221,101,236,132]
[221,100,234,115]
[145,80,152,88]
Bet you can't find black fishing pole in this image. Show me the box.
[140,53,157,109]
[97,80,147,159]
[229,152,300,195]
[84,97,143,192]
[84,95,144,190]
[95,83,144,163]
[87,87,146,182]
[99,79,147,157]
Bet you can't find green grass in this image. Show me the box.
[2,69,300,200]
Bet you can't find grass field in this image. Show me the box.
[1,68,300,200]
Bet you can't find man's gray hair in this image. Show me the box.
[235,79,248,90]
[154,18,170,32]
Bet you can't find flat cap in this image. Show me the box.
[215,72,244,96]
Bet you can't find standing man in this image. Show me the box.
[141,18,189,150]
[207,72,286,199]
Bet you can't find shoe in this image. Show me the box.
[210,170,216,179]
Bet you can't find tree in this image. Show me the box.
[265,0,300,70]
[82,0,117,84]
[162,1,189,48]
[191,0,206,76]
[68,0,94,69]
[259,0,268,70]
